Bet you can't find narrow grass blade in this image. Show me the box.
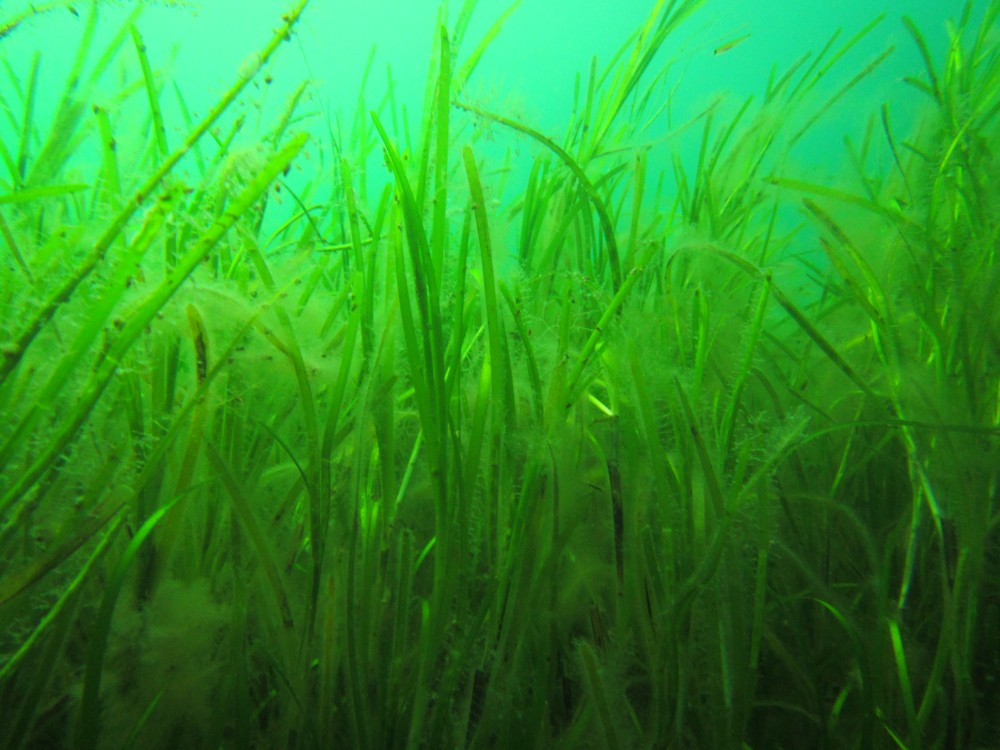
[0,183,89,203]
[0,209,32,280]
[205,441,294,629]
[370,110,446,468]
[791,45,895,147]
[0,132,309,516]
[902,16,941,102]
[0,515,124,681]
[578,640,622,750]
[15,52,39,183]
[463,145,506,417]
[453,100,623,293]
[499,282,543,422]
[131,25,169,161]
[674,378,724,519]
[0,195,167,475]
[77,498,178,750]
[0,0,311,387]
[93,105,122,209]
[887,615,921,749]
[455,1,522,89]
[431,26,451,288]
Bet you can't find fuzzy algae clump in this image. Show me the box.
[1,1,998,749]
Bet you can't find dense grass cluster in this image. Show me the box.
[1,0,998,748]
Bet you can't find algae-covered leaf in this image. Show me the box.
[0,183,88,203]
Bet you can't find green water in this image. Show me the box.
[1,1,998,748]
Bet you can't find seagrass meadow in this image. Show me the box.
[1,0,998,748]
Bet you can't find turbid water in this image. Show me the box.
[1,1,998,748]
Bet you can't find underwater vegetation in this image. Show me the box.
[1,0,998,748]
